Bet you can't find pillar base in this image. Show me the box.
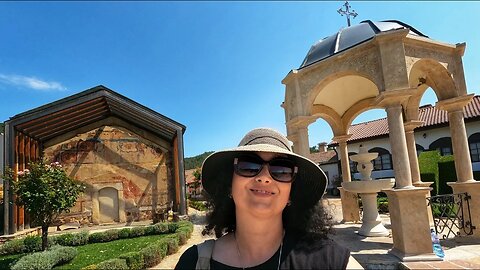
[338,187,361,223]
[448,181,480,239]
[412,182,434,227]
[388,248,442,262]
[384,187,435,261]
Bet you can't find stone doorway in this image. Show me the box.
[99,187,119,223]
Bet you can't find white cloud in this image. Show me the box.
[0,73,66,91]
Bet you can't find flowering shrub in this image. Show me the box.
[3,160,86,250]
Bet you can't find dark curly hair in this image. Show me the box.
[201,163,334,239]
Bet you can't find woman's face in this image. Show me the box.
[231,152,292,218]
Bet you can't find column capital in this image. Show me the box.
[287,115,315,129]
[436,94,474,112]
[333,134,352,144]
[404,120,424,133]
[375,88,417,108]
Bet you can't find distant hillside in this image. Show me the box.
[185,151,214,170]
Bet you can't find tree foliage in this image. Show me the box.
[184,151,214,170]
[0,122,4,133]
[4,160,86,250]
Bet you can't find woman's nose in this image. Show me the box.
[255,166,271,183]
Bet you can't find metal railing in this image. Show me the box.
[427,192,475,239]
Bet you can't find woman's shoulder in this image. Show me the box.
[174,245,198,270]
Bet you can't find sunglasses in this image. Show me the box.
[233,154,298,183]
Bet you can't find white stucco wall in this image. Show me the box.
[332,120,480,180]
[319,163,340,189]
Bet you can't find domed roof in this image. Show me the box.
[299,20,428,69]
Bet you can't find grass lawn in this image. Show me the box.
[54,234,171,269]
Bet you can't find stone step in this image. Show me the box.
[400,260,480,269]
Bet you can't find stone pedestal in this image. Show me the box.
[339,187,361,223]
[412,181,435,228]
[357,192,389,236]
[384,187,442,262]
[448,181,480,239]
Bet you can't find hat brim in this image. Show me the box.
[201,144,327,209]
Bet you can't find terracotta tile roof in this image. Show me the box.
[331,95,480,144]
[309,150,338,164]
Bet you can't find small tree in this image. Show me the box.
[4,160,86,250]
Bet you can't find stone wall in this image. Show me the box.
[43,125,173,225]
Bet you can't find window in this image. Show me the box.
[369,147,392,170]
[348,152,358,173]
[429,137,453,156]
[469,133,480,162]
[416,144,425,157]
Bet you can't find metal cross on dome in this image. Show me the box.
[337,1,358,27]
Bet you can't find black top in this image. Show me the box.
[175,231,350,270]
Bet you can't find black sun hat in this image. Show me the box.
[201,127,327,209]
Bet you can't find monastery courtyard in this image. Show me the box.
[151,200,480,270]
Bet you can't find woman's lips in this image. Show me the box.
[250,188,275,195]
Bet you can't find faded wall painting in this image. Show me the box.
[43,125,172,225]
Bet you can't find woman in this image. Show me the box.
[176,127,350,269]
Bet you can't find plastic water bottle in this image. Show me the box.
[430,229,445,258]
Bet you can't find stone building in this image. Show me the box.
[2,85,187,235]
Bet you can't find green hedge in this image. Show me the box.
[11,245,77,270]
[95,258,128,270]
[418,150,455,196]
[438,160,455,195]
[83,222,192,270]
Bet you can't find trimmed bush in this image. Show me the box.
[438,160,455,195]
[88,231,108,243]
[167,222,179,233]
[152,222,169,234]
[139,244,163,268]
[95,258,128,270]
[23,235,42,253]
[81,265,98,270]
[0,238,25,255]
[118,228,131,239]
[119,252,144,270]
[144,225,156,236]
[166,237,179,255]
[11,245,77,270]
[129,226,146,237]
[53,230,89,246]
[88,229,120,243]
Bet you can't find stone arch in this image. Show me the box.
[342,97,383,132]
[409,58,458,100]
[305,71,380,117]
[310,104,343,135]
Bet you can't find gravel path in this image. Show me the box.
[150,208,213,269]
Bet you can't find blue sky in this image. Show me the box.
[0,1,479,157]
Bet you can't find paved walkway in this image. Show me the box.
[152,199,480,270]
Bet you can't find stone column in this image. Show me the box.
[438,95,480,240]
[334,134,360,223]
[436,95,475,183]
[404,121,425,185]
[404,120,434,227]
[286,116,314,157]
[377,90,438,261]
[385,105,414,189]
